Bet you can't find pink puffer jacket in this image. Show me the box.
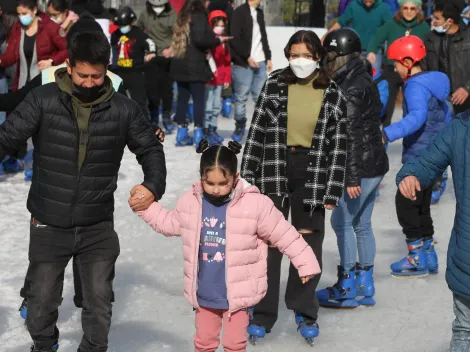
[138,179,321,313]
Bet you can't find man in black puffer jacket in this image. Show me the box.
[0,29,166,352]
[316,28,389,309]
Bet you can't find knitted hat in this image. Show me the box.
[398,0,422,7]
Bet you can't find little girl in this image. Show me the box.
[205,10,231,146]
[135,140,321,351]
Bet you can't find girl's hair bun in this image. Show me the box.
[227,141,242,155]
[196,139,210,154]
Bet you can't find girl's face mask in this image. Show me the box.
[213,26,225,35]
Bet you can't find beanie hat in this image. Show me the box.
[398,0,422,7]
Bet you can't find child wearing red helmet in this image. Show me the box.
[204,10,231,146]
[384,35,451,277]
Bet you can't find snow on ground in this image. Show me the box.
[0,102,456,352]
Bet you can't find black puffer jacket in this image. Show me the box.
[334,58,389,187]
[169,11,220,82]
[0,82,166,229]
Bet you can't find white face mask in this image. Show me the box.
[50,16,64,25]
[153,6,165,15]
[289,58,318,79]
[432,20,450,33]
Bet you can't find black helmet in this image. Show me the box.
[323,28,362,56]
[115,6,136,26]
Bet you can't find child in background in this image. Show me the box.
[134,140,320,352]
[383,36,450,277]
[372,67,389,120]
[205,10,231,146]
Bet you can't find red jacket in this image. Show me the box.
[207,42,231,86]
[0,13,67,91]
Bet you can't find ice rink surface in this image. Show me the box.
[0,103,456,352]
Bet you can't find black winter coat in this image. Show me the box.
[0,83,166,229]
[334,59,389,187]
[169,11,220,82]
[422,25,470,114]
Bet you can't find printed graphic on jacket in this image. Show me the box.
[197,198,229,310]
[111,27,155,69]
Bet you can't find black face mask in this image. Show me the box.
[72,83,105,103]
[203,191,232,206]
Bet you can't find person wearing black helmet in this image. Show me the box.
[111,6,157,118]
[316,28,388,309]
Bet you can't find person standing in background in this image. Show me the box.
[138,0,176,133]
[230,0,272,143]
[46,0,79,36]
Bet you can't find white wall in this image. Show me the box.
[266,26,328,71]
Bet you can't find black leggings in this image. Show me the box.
[174,81,205,127]
[146,64,173,120]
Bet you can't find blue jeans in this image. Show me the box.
[331,176,383,271]
[204,85,223,129]
[451,294,470,352]
[232,61,267,123]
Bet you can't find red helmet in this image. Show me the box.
[208,10,227,24]
[387,35,427,68]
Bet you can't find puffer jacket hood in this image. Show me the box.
[408,71,450,103]
[138,178,321,313]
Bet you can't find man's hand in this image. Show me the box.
[38,59,53,71]
[398,176,421,201]
[347,186,362,199]
[367,53,376,65]
[155,128,165,142]
[324,204,336,210]
[301,275,314,284]
[223,82,230,89]
[247,57,259,69]
[162,48,171,58]
[266,60,273,72]
[128,185,155,212]
[144,53,156,62]
[452,88,469,105]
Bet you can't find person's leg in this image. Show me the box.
[382,65,403,128]
[450,293,470,352]
[222,309,249,352]
[189,82,206,128]
[26,220,74,351]
[194,307,223,352]
[211,85,223,128]
[73,258,83,308]
[420,186,438,273]
[250,61,268,105]
[159,69,174,121]
[0,77,8,125]
[250,195,289,332]
[331,194,357,272]
[124,71,150,119]
[75,221,120,352]
[145,65,161,125]
[204,85,215,129]
[174,81,191,126]
[232,65,253,127]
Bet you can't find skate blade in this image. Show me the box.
[391,272,429,278]
[304,337,315,346]
[248,335,260,346]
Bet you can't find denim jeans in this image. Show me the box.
[232,61,267,123]
[450,294,470,352]
[0,77,7,125]
[204,85,223,129]
[331,176,383,271]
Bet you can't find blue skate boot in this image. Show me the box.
[207,126,223,146]
[193,127,204,148]
[162,116,175,134]
[175,127,193,147]
[222,97,232,118]
[431,179,446,205]
[0,162,4,176]
[390,239,429,277]
[19,298,27,319]
[316,266,359,309]
[24,168,33,181]
[30,343,59,352]
[355,265,376,306]
[3,157,23,173]
[423,238,438,274]
[247,324,266,345]
[232,120,246,143]
[295,312,319,346]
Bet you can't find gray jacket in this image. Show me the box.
[137,8,176,56]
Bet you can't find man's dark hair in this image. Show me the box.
[433,1,462,24]
[68,31,110,67]
[47,0,69,12]
[16,0,38,10]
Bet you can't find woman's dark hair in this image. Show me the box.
[68,31,110,67]
[211,16,227,28]
[16,0,38,10]
[178,0,206,23]
[279,30,331,89]
[145,1,171,18]
[394,5,424,23]
[196,139,241,178]
[107,7,117,20]
[47,0,68,12]
[433,2,462,24]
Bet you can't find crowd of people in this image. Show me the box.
[0,0,470,351]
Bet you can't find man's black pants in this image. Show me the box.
[251,148,325,332]
[120,70,149,119]
[145,64,173,122]
[26,218,120,352]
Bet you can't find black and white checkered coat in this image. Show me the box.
[241,69,347,207]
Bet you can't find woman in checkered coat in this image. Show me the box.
[241,30,347,343]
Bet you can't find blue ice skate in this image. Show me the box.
[316,266,359,309]
[3,157,23,173]
[295,312,319,346]
[207,126,224,146]
[175,127,193,147]
[193,127,204,148]
[24,169,33,181]
[162,117,175,134]
[19,298,27,319]
[423,238,439,274]
[231,121,246,143]
[391,239,429,277]
[355,265,376,306]
[30,343,59,352]
[431,179,447,205]
[247,324,266,345]
[222,98,232,118]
